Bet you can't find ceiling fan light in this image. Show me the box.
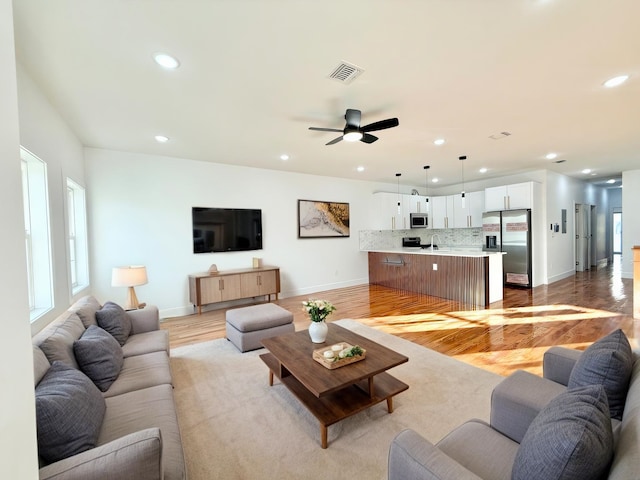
[344,131,363,142]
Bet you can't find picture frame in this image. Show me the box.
[298,199,350,238]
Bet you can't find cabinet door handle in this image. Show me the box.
[392,217,395,230]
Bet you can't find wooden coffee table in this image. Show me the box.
[260,323,409,448]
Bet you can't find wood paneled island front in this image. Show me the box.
[367,249,504,307]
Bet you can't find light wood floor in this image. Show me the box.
[161,256,637,377]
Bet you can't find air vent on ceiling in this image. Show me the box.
[328,61,364,84]
[489,131,512,140]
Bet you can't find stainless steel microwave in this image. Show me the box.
[410,213,429,228]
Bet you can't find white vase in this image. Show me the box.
[308,320,328,343]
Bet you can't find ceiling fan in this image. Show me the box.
[308,108,399,145]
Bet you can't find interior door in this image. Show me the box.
[575,204,590,272]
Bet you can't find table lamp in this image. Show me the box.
[111,265,148,310]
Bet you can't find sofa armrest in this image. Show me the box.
[543,346,582,385]
[389,429,483,480]
[490,370,566,443]
[39,428,163,480]
[127,306,160,334]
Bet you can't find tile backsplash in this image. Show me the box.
[359,228,482,251]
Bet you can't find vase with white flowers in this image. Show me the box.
[302,299,336,343]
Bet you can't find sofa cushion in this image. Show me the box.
[35,361,106,464]
[38,313,86,369]
[69,295,102,328]
[96,301,132,346]
[74,325,124,391]
[33,346,51,387]
[568,328,633,419]
[512,384,613,480]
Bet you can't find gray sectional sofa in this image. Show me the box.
[389,329,640,480]
[32,295,186,480]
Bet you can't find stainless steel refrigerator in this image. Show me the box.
[482,209,532,288]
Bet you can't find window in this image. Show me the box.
[66,178,90,294]
[20,148,53,321]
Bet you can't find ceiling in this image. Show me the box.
[12,0,640,190]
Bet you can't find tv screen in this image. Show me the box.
[192,207,263,253]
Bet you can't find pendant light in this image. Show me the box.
[459,155,466,208]
[423,165,430,205]
[396,173,402,214]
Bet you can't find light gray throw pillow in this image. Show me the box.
[35,361,106,464]
[73,325,124,391]
[512,384,613,480]
[568,328,632,419]
[95,301,132,346]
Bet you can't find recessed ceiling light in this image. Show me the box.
[153,53,180,69]
[582,168,592,174]
[545,152,557,160]
[479,167,487,174]
[603,75,629,88]
[280,154,289,161]
[606,179,616,184]
[356,166,365,172]
[434,138,445,146]
[432,178,439,183]
[154,135,169,143]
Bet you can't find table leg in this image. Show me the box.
[321,424,328,449]
[387,396,394,413]
[269,370,274,386]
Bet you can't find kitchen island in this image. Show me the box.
[366,248,504,307]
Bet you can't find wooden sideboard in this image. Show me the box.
[189,266,281,314]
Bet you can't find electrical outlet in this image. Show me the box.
[433,263,438,271]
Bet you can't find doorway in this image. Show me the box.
[613,210,622,255]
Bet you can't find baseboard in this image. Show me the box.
[547,269,576,284]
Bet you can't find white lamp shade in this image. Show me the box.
[111,266,148,287]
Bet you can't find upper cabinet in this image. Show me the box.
[485,182,533,211]
[370,192,429,230]
[370,192,403,230]
[452,191,485,228]
[431,195,454,229]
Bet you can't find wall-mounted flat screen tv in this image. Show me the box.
[192,207,262,253]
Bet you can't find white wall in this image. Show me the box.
[17,64,89,333]
[0,0,38,476]
[622,170,640,278]
[85,148,394,317]
[543,170,612,282]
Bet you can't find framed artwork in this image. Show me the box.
[298,200,350,238]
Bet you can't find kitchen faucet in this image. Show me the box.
[430,234,442,251]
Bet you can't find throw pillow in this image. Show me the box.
[512,385,613,480]
[95,301,132,346]
[73,325,124,391]
[568,328,633,419]
[35,361,106,464]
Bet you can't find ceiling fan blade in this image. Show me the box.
[361,118,399,132]
[360,133,378,144]
[345,109,361,128]
[326,136,343,145]
[309,127,343,132]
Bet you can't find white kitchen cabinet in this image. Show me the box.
[402,194,430,228]
[453,191,485,228]
[370,192,404,230]
[485,182,533,210]
[431,195,454,229]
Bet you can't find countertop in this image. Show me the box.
[364,247,505,258]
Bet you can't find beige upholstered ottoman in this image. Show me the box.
[225,303,294,352]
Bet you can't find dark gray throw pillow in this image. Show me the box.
[568,328,632,419]
[512,385,613,480]
[35,361,106,464]
[95,301,131,346]
[73,324,124,391]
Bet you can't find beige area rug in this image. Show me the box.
[170,319,503,480]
